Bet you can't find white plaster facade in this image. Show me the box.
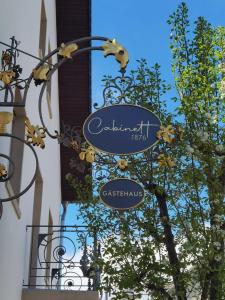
[0,1,62,300]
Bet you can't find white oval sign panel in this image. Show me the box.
[83,104,161,155]
[100,178,144,210]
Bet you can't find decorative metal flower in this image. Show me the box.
[117,159,128,170]
[0,70,16,85]
[70,139,80,151]
[58,43,78,58]
[25,118,46,149]
[79,146,96,163]
[0,164,7,179]
[157,154,176,168]
[102,39,129,69]
[157,125,175,144]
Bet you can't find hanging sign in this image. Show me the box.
[100,178,144,210]
[83,104,161,155]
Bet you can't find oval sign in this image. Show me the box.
[83,104,161,155]
[100,178,144,210]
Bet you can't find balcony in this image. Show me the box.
[22,225,100,300]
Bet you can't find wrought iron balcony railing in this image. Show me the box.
[23,225,101,291]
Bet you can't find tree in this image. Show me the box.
[67,3,225,299]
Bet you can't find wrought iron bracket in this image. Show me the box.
[0,36,129,204]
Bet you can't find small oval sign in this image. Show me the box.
[100,178,144,210]
[83,104,161,155]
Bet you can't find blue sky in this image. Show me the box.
[92,0,225,104]
[65,0,225,223]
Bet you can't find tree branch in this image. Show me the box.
[145,282,173,300]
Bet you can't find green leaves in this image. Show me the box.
[66,3,225,299]
[65,173,92,202]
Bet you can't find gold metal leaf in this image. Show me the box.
[2,52,11,65]
[79,151,86,160]
[0,164,7,179]
[79,146,96,163]
[25,118,46,149]
[86,151,95,163]
[58,43,78,58]
[0,112,13,133]
[32,65,50,81]
[157,154,175,168]
[0,70,16,85]
[85,146,96,163]
[102,39,129,69]
[157,125,175,144]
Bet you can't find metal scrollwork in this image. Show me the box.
[94,72,135,109]
[57,121,82,149]
[0,134,38,202]
[22,36,128,139]
[0,36,29,106]
[49,237,76,263]
[26,225,101,290]
[0,35,128,203]
[60,271,83,290]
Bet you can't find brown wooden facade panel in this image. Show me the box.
[56,0,91,202]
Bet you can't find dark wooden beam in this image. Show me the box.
[56,0,91,202]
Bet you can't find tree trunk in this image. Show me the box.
[201,272,210,300]
[209,263,220,300]
[209,238,224,300]
[148,184,187,300]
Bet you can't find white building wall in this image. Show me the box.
[0,1,62,300]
